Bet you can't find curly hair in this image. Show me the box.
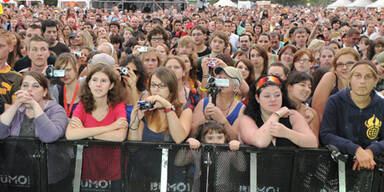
[119,54,147,92]
[79,63,124,113]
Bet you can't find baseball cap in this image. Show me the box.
[215,66,243,85]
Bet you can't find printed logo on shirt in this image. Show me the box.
[365,114,382,140]
[0,82,12,95]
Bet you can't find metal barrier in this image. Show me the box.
[0,137,384,192]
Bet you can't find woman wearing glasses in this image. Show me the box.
[239,75,317,148]
[312,48,360,121]
[292,49,314,74]
[128,67,192,143]
[321,61,384,171]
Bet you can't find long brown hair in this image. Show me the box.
[146,67,183,132]
[148,67,182,116]
[79,63,124,113]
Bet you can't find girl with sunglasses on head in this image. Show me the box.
[239,75,318,148]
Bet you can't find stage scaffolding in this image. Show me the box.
[91,0,189,12]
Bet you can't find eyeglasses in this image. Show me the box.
[150,82,167,89]
[297,58,310,63]
[191,33,203,37]
[336,61,355,68]
[352,73,374,80]
[151,38,164,42]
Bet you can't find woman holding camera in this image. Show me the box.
[65,63,127,191]
[118,55,147,123]
[53,53,80,118]
[192,66,245,140]
[128,67,192,143]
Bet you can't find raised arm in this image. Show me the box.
[312,72,336,122]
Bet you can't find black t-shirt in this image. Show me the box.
[197,47,211,57]
[49,42,70,57]
[14,55,56,72]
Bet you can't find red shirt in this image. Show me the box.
[73,101,126,181]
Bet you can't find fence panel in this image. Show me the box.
[291,149,338,192]
[209,146,250,192]
[124,142,163,191]
[0,138,42,192]
[46,141,76,192]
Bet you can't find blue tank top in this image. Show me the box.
[141,119,174,142]
[202,97,243,125]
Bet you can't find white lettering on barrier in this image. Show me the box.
[150,182,191,192]
[81,180,111,189]
[0,174,30,186]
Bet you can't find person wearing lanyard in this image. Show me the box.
[53,53,80,117]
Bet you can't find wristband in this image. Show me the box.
[164,105,175,113]
[199,87,208,92]
[273,111,281,118]
[202,74,211,78]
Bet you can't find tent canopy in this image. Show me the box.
[327,0,352,9]
[366,0,384,8]
[238,1,252,9]
[214,0,238,7]
[346,0,373,8]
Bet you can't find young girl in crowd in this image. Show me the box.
[54,53,80,118]
[286,71,320,141]
[164,56,201,110]
[175,120,246,192]
[65,63,128,191]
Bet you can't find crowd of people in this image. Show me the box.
[0,3,383,191]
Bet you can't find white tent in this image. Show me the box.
[238,1,252,9]
[366,0,384,8]
[57,0,90,9]
[346,0,373,8]
[214,0,238,8]
[327,0,352,9]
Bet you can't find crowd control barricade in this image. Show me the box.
[1,137,384,192]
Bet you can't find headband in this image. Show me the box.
[256,76,282,91]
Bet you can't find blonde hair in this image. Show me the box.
[79,30,94,50]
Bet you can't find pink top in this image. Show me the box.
[73,101,126,181]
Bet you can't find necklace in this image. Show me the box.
[218,98,235,116]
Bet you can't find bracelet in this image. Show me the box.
[273,111,281,118]
[202,74,211,78]
[199,87,208,92]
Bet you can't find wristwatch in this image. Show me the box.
[164,105,175,113]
